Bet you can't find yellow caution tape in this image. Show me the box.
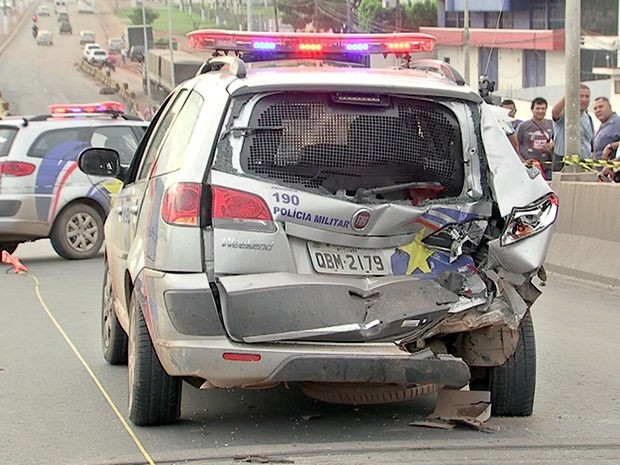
[526,155,620,172]
[561,154,620,171]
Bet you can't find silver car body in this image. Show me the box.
[0,115,146,251]
[103,65,556,391]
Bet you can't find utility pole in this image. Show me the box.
[167,0,175,90]
[565,0,581,158]
[463,0,470,85]
[247,0,252,31]
[395,0,401,32]
[2,0,8,36]
[313,0,318,32]
[142,3,152,107]
[273,0,279,32]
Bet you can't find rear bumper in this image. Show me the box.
[139,269,471,389]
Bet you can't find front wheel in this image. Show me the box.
[101,262,127,365]
[50,203,104,260]
[128,292,181,426]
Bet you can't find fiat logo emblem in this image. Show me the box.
[352,209,371,230]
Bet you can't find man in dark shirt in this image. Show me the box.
[516,97,554,179]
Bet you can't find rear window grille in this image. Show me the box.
[241,93,464,198]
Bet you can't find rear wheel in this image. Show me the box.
[300,382,440,405]
[470,311,536,417]
[50,203,104,260]
[128,292,181,426]
[0,242,19,254]
[101,263,127,365]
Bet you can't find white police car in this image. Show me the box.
[78,31,558,426]
[0,102,147,259]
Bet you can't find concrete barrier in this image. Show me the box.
[78,60,141,118]
[546,172,620,286]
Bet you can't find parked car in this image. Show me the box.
[79,30,96,45]
[56,10,69,22]
[59,19,72,34]
[77,30,558,426]
[0,102,147,259]
[128,45,144,63]
[36,30,53,45]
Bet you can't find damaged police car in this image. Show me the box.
[77,31,558,426]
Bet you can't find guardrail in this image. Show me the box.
[78,60,142,118]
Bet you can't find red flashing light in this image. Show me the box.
[162,182,202,226]
[223,352,261,362]
[49,101,125,115]
[0,161,36,177]
[186,29,436,56]
[212,186,272,221]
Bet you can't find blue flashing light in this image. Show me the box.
[345,43,369,52]
[253,41,277,50]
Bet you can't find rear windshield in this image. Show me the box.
[236,92,465,199]
[0,127,18,157]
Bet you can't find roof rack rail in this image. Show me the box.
[196,55,247,79]
[407,59,466,86]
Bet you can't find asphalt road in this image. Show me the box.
[1,240,620,465]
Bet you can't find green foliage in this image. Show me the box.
[278,0,352,32]
[128,7,159,26]
[402,0,437,31]
[358,0,382,32]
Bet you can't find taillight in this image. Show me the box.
[0,161,36,177]
[212,186,272,221]
[500,193,558,246]
[161,182,202,226]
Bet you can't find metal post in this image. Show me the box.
[463,0,470,85]
[2,0,8,36]
[565,0,581,157]
[167,0,175,89]
[142,2,152,106]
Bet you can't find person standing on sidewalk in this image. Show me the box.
[516,97,554,179]
[551,83,594,168]
[592,96,620,161]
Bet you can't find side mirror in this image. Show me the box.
[78,147,121,178]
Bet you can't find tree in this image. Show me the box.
[357,0,383,32]
[402,0,437,31]
[128,7,159,26]
[279,0,357,32]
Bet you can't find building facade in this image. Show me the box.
[420,0,618,101]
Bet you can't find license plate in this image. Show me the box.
[308,243,391,275]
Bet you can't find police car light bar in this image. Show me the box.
[49,101,125,115]
[186,30,436,57]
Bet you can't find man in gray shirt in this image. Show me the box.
[592,96,620,160]
[551,83,594,168]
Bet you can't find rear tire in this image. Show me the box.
[128,292,181,426]
[50,203,104,260]
[469,311,536,416]
[0,242,19,254]
[101,262,127,365]
[490,311,536,416]
[300,382,440,405]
